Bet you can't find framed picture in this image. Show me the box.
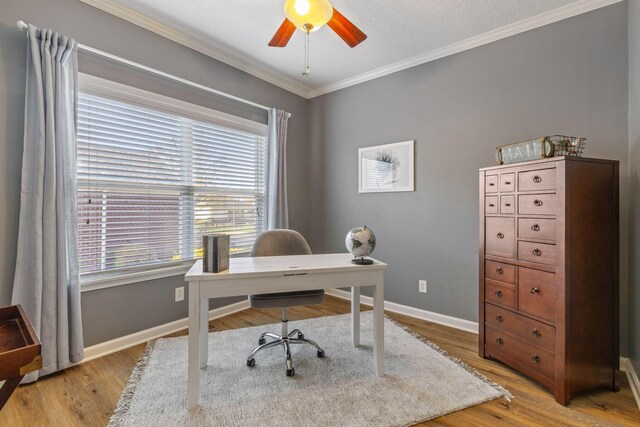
[358,140,414,193]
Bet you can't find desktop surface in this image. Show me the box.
[186,253,386,280]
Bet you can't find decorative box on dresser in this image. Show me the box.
[478,156,619,405]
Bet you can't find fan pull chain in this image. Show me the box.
[303,24,311,76]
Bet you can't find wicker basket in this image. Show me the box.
[547,135,586,157]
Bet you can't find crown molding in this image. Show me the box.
[307,0,624,97]
[79,0,310,98]
[81,0,622,100]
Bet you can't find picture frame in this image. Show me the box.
[358,140,415,193]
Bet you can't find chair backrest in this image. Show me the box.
[251,229,312,257]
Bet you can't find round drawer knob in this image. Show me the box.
[496,338,504,345]
[497,232,505,239]
[489,182,495,186]
[494,290,503,297]
[530,287,540,294]
[532,329,541,337]
[531,355,541,364]
[489,203,495,207]
[496,267,504,275]
[532,248,542,256]
[533,175,542,183]
[505,203,511,207]
[534,199,543,207]
[496,315,503,322]
[531,224,540,231]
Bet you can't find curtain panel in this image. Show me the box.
[267,108,290,230]
[12,24,83,382]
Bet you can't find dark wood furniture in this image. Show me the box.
[479,156,619,405]
[0,305,42,410]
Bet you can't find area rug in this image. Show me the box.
[108,313,510,427]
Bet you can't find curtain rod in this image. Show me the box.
[16,20,282,115]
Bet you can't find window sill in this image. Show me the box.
[80,264,193,293]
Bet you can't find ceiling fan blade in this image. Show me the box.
[327,8,367,48]
[269,19,297,47]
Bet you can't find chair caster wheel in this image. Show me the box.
[247,358,256,367]
[297,333,304,339]
[317,350,325,358]
[258,337,266,345]
[286,368,295,377]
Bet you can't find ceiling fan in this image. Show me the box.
[268,0,367,76]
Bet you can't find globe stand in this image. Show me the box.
[351,257,373,265]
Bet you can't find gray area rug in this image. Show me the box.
[108,313,510,427]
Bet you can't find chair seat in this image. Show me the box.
[249,289,324,309]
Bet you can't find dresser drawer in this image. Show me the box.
[485,303,556,353]
[518,218,556,241]
[518,194,556,215]
[485,217,515,258]
[486,174,498,193]
[518,241,556,266]
[486,325,555,381]
[500,173,515,193]
[485,280,515,309]
[500,195,515,214]
[485,196,498,214]
[485,260,516,284]
[518,168,556,192]
[518,267,556,323]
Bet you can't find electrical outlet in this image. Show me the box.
[419,280,428,294]
[175,286,185,302]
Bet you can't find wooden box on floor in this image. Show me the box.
[0,304,42,409]
[478,156,619,405]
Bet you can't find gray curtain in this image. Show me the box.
[267,108,290,229]
[12,24,83,382]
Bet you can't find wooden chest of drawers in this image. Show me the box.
[479,156,619,405]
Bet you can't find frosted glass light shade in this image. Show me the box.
[284,0,334,32]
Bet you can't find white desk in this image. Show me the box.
[184,253,387,409]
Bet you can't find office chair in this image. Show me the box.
[246,229,325,377]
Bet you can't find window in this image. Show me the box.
[77,75,268,276]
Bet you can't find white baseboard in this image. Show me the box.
[82,299,250,363]
[82,289,478,364]
[621,357,640,410]
[324,289,479,334]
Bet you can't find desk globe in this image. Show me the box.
[345,226,376,265]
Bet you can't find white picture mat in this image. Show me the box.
[358,140,415,193]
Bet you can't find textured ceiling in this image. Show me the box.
[104,0,596,96]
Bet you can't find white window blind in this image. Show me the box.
[77,90,267,275]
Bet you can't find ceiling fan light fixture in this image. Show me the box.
[284,0,333,32]
[294,0,311,15]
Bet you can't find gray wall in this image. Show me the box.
[0,0,633,354]
[307,3,630,352]
[629,0,640,374]
[0,0,310,346]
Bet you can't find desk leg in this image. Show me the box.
[373,272,384,377]
[187,282,201,409]
[351,286,360,347]
[200,299,209,368]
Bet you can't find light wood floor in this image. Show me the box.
[1,296,638,426]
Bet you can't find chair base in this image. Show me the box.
[246,328,324,376]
